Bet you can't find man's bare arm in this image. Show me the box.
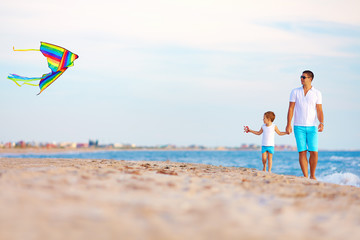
[286,102,295,134]
[316,104,324,132]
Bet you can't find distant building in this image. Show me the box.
[59,142,77,148]
[45,143,57,149]
[216,146,226,151]
[6,142,14,148]
[89,140,99,147]
[76,143,89,148]
[113,143,124,148]
[240,144,249,149]
[15,141,26,148]
[160,144,177,149]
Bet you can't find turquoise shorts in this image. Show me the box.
[262,146,274,154]
[294,126,318,152]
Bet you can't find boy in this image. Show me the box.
[244,111,288,172]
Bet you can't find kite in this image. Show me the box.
[8,42,79,95]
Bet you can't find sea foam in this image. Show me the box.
[329,155,360,161]
[319,172,360,187]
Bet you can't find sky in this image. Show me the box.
[0,0,359,150]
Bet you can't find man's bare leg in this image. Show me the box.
[309,151,318,180]
[299,151,308,178]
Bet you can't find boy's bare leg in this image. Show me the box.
[268,153,273,173]
[299,151,308,178]
[309,151,318,180]
[262,152,267,171]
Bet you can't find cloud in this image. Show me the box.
[1,0,360,57]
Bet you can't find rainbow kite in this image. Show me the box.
[8,42,79,95]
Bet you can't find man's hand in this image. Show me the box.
[318,123,324,132]
[286,124,292,134]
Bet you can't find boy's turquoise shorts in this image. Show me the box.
[294,126,318,152]
[262,146,274,154]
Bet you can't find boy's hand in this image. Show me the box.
[244,126,249,133]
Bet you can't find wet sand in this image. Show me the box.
[0,158,359,240]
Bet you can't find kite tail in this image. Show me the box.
[12,46,40,52]
[7,74,41,87]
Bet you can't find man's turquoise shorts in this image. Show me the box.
[294,126,318,152]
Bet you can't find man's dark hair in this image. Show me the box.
[303,70,314,80]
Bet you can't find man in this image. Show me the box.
[286,70,324,180]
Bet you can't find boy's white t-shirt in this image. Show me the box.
[262,124,275,147]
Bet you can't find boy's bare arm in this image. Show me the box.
[248,128,263,135]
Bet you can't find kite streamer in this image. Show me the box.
[8,42,79,95]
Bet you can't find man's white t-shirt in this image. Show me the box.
[290,86,322,126]
[262,124,275,147]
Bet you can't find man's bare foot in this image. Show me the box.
[310,176,317,180]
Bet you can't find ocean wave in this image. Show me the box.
[319,172,360,187]
[329,155,360,161]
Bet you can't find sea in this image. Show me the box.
[1,150,360,187]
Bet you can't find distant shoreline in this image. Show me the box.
[0,147,358,155]
[0,147,280,154]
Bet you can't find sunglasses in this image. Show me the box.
[300,76,308,79]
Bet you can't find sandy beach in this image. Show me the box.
[0,157,359,240]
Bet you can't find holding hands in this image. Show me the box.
[286,124,292,134]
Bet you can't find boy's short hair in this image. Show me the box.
[264,111,275,122]
[303,70,314,80]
